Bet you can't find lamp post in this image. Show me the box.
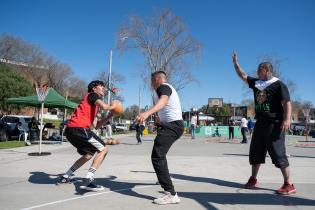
[107,36,128,104]
[107,50,113,104]
[138,85,141,114]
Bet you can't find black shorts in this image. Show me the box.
[249,120,289,168]
[65,127,106,156]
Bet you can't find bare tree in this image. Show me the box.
[95,69,125,102]
[291,100,302,116]
[67,77,87,100]
[116,9,202,91]
[0,33,33,62]
[120,104,140,120]
[302,101,313,109]
[257,54,296,96]
[46,57,73,95]
[96,70,125,88]
[241,99,255,110]
[0,34,49,84]
[0,34,85,99]
[243,54,297,102]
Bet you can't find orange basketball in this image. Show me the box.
[111,100,124,114]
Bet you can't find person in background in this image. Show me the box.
[190,113,197,139]
[228,120,235,140]
[105,121,113,140]
[135,121,145,144]
[240,115,248,143]
[28,117,39,141]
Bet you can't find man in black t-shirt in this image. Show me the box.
[232,52,296,195]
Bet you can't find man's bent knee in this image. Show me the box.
[99,147,108,155]
[83,154,93,160]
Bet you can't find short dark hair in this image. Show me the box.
[88,80,105,92]
[258,62,273,73]
[151,70,167,78]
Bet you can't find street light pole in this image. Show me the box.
[138,85,141,114]
[107,49,113,104]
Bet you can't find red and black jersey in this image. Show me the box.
[67,93,101,128]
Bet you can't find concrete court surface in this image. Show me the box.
[0,133,315,210]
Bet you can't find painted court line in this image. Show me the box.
[21,181,190,210]
[21,185,156,210]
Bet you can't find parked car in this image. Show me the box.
[113,123,128,132]
[0,115,33,141]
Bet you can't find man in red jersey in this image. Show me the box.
[57,80,115,191]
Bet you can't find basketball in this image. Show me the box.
[111,100,124,114]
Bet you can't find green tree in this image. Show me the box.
[119,105,140,120]
[199,104,231,116]
[0,64,33,111]
[198,104,231,125]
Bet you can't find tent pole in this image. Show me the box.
[61,108,67,144]
[39,102,44,154]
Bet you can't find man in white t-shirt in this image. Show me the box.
[136,71,184,205]
[190,113,197,139]
[241,115,248,143]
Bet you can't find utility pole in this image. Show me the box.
[107,50,113,104]
[138,85,141,114]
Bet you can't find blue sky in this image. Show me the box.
[1,0,314,110]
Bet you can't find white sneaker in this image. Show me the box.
[153,192,180,205]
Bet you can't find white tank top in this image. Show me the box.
[153,83,183,122]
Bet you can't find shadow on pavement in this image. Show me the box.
[290,155,315,159]
[131,171,315,208]
[223,153,249,157]
[179,191,315,209]
[28,172,155,200]
[72,175,156,198]
[28,171,315,208]
[28,171,61,185]
[224,153,315,159]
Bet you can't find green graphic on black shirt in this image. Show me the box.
[255,90,270,112]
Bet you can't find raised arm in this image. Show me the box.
[232,51,248,84]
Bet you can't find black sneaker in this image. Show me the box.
[56,175,73,185]
[79,178,104,191]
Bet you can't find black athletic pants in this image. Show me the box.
[229,127,234,139]
[241,127,248,143]
[151,120,184,195]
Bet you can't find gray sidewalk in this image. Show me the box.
[0,134,314,210]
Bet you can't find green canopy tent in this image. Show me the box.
[6,88,78,109]
[6,88,78,155]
